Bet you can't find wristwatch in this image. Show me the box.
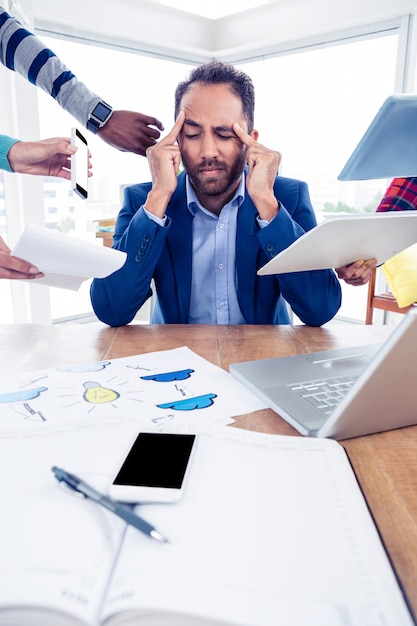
[87,101,113,133]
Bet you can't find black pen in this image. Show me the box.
[52,466,168,543]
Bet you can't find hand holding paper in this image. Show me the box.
[12,223,126,290]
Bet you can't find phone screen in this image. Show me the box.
[113,432,196,489]
[71,127,88,199]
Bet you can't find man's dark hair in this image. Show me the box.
[174,61,255,132]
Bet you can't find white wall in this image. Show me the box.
[28,0,417,73]
[217,0,417,60]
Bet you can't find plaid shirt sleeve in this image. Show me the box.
[376,177,417,212]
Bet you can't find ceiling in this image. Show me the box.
[33,0,414,67]
[148,0,273,19]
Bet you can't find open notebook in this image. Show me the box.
[0,420,414,625]
[230,307,417,440]
[338,94,417,180]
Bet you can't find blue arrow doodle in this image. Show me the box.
[56,361,111,373]
[141,368,195,382]
[157,393,217,411]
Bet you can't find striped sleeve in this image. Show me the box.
[0,7,103,127]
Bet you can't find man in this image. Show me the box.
[0,5,163,155]
[90,62,342,327]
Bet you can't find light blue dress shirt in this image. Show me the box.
[143,174,271,324]
[186,176,246,324]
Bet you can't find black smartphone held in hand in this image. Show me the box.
[108,432,197,503]
[71,127,88,199]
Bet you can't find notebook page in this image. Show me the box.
[101,425,414,626]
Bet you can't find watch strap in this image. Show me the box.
[87,117,101,134]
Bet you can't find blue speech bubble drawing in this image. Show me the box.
[0,386,48,403]
[157,392,217,411]
[141,368,195,382]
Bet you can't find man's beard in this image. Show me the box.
[182,151,247,197]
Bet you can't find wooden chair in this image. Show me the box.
[365,267,414,324]
[94,218,115,248]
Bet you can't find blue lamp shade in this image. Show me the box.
[338,94,417,181]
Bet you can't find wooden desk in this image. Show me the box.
[1,322,416,617]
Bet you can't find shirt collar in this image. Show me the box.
[186,174,245,217]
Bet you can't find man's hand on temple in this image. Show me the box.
[233,122,281,222]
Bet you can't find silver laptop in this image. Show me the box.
[230,308,417,440]
[338,94,417,180]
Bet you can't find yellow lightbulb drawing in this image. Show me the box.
[82,381,120,404]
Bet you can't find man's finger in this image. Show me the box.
[232,122,257,147]
[158,111,185,146]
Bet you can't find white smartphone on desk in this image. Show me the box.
[71,127,88,199]
[108,432,197,503]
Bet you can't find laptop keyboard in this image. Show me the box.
[289,375,359,416]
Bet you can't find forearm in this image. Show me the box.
[90,273,152,327]
[91,208,167,326]
[256,202,341,326]
[279,269,342,326]
[0,8,101,126]
[0,134,19,171]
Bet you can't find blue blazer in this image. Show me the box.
[91,172,341,326]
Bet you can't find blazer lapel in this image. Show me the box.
[165,173,193,321]
[165,173,260,324]
[235,195,260,323]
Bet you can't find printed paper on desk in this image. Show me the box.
[11,223,126,290]
[0,346,266,434]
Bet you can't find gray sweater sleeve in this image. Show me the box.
[0,6,105,127]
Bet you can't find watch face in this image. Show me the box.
[93,102,112,122]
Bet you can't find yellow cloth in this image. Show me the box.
[382,243,417,307]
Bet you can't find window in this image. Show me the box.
[0,173,5,235]
[0,172,14,321]
[0,17,406,324]
[35,37,193,322]
[238,32,398,322]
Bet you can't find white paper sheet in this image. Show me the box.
[11,223,126,290]
[0,346,266,434]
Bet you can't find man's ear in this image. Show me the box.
[250,129,259,141]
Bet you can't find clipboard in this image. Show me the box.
[257,213,417,275]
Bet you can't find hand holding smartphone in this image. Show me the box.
[71,127,89,199]
[108,432,197,503]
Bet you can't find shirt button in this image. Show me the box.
[219,223,225,229]
[218,263,224,269]
[219,302,225,308]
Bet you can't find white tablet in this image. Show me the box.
[257,212,417,275]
